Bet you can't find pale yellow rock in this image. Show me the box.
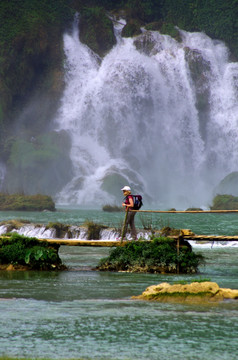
[142,282,219,295]
[134,281,238,303]
[219,288,238,299]
[142,282,170,296]
[6,264,14,271]
[180,229,194,236]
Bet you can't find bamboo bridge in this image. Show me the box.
[36,231,238,247]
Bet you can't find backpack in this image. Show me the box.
[126,194,143,210]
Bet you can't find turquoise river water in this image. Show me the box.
[0,208,238,360]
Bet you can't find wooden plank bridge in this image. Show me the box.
[35,232,238,247]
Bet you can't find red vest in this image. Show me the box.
[125,195,134,206]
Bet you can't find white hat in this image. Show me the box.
[121,185,131,191]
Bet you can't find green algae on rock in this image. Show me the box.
[133,281,238,304]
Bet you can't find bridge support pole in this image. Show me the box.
[121,207,129,243]
[176,236,180,274]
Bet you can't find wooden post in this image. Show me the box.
[121,207,129,243]
[176,236,180,274]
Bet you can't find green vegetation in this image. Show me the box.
[159,0,238,57]
[0,0,72,45]
[86,0,238,58]
[0,233,65,270]
[0,193,55,211]
[0,0,73,130]
[149,291,212,299]
[159,23,182,41]
[210,194,238,210]
[97,237,204,273]
[173,278,211,285]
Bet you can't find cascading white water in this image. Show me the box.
[0,163,6,191]
[54,18,238,209]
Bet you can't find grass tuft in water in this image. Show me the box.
[0,233,66,270]
[97,236,204,274]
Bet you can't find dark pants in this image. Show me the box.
[125,211,137,240]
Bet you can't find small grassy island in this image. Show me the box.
[210,194,238,210]
[0,193,55,211]
[102,204,123,212]
[133,281,238,304]
[0,233,66,271]
[97,237,204,274]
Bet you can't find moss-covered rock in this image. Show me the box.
[79,7,116,57]
[0,193,55,211]
[134,31,158,55]
[97,237,204,273]
[121,19,142,37]
[0,233,65,270]
[84,220,108,240]
[210,194,238,210]
[46,222,72,238]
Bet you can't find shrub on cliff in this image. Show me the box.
[97,237,204,273]
[0,193,55,211]
[0,233,65,270]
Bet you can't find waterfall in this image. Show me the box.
[54,18,238,209]
[0,163,6,191]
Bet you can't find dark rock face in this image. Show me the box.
[184,47,211,141]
